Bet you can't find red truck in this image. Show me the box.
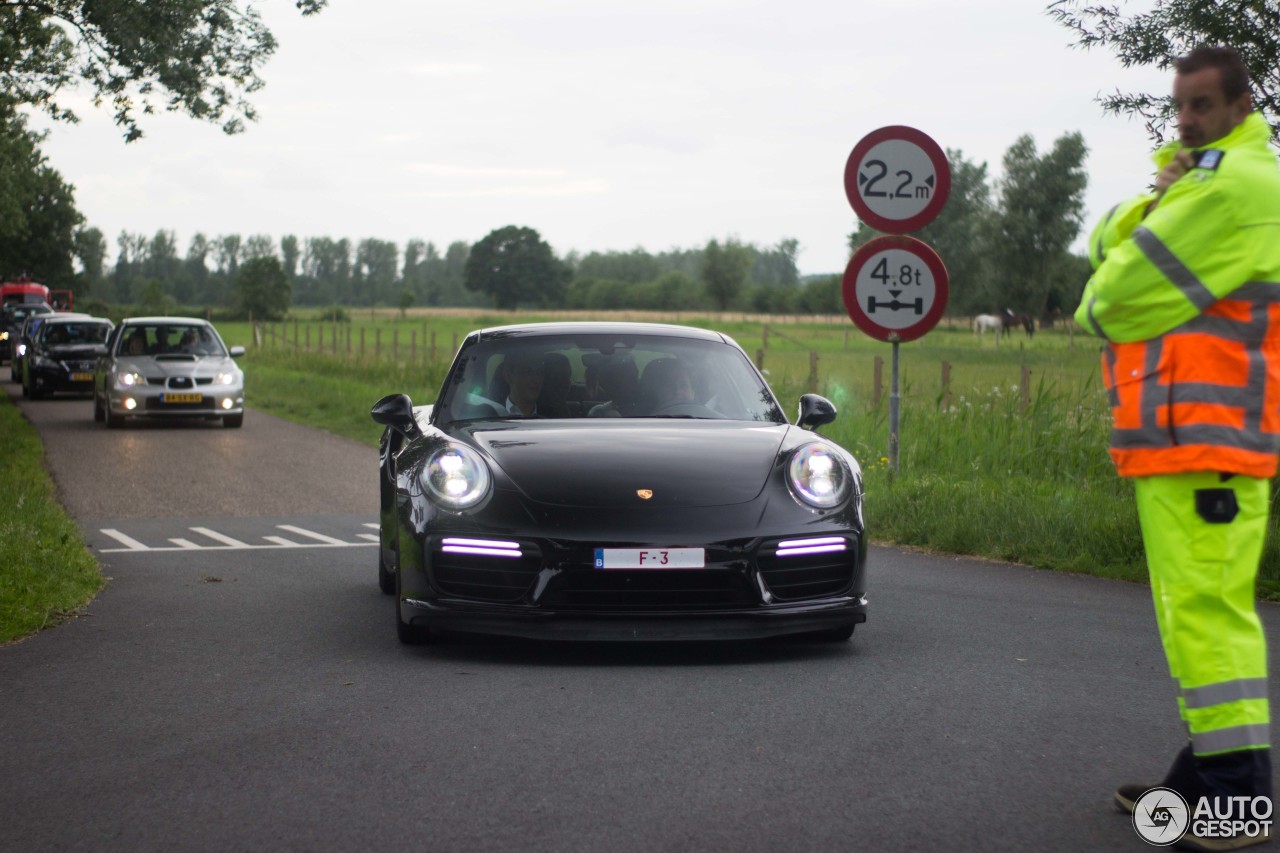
[1,274,73,311]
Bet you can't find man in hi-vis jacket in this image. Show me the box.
[1076,45,1280,850]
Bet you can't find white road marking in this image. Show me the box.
[100,529,150,551]
[96,523,379,554]
[191,527,249,548]
[276,525,347,545]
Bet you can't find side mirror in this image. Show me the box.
[371,393,420,436]
[228,345,245,358]
[797,394,838,430]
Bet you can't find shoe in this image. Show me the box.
[1175,822,1270,851]
[1115,783,1151,814]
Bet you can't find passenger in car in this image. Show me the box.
[125,331,147,355]
[639,358,696,412]
[499,351,546,416]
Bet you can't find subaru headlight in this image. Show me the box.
[115,371,145,387]
[214,370,239,386]
[786,443,850,509]
[422,445,491,510]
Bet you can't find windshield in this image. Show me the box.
[2,304,51,326]
[115,323,226,357]
[436,332,786,424]
[39,322,111,345]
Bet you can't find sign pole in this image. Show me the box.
[842,125,951,473]
[889,337,900,473]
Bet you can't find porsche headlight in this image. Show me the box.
[0,331,8,341]
[115,370,145,387]
[422,445,491,510]
[787,443,850,509]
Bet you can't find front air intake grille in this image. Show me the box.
[431,540,541,602]
[757,537,855,601]
[539,570,754,611]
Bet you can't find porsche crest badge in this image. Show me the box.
[636,489,654,500]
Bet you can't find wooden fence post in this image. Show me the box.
[376,328,382,360]
[393,329,399,363]
[941,361,952,410]
[808,351,819,394]
[755,348,765,371]
[305,323,311,351]
[410,330,417,364]
[360,327,366,358]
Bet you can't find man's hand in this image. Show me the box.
[1147,150,1197,215]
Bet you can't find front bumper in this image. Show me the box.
[106,388,244,418]
[397,524,868,641]
[400,595,867,641]
[30,362,96,394]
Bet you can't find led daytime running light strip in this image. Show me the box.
[776,536,847,557]
[440,537,522,558]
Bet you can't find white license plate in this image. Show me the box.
[594,548,705,569]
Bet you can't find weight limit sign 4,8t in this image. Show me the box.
[842,235,949,343]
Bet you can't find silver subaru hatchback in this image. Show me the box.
[94,316,246,428]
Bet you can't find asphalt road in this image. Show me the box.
[3,380,1278,852]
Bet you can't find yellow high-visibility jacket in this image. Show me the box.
[1075,113,1280,478]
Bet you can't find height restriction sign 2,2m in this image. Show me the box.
[844,125,950,234]
[842,235,948,343]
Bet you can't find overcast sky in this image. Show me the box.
[32,0,1175,277]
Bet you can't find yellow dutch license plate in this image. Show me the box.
[70,372,93,382]
[163,393,203,404]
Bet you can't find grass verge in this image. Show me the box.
[0,390,103,644]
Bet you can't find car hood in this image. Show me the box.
[118,354,237,377]
[46,344,103,360]
[458,420,790,508]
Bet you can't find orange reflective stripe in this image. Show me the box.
[1106,288,1280,477]
[1169,402,1245,429]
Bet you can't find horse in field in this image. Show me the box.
[972,314,1002,338]
[1002,308,1035,338]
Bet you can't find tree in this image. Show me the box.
[235,255,289,320]
[700,238,752,311]
[0,104,82,286]
[1048,0,1280,142]
[987,132,1089,319]
[0,0,327,142]
[72,226,106,296]
[465,226,568,310]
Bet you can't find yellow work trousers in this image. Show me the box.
[1134,472,1271,756]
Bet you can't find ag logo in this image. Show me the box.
[1133,787,1189,845]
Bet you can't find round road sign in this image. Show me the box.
[842,235,949,343]
[844,126,951,234]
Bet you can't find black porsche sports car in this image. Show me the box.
[372,322,867,644]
